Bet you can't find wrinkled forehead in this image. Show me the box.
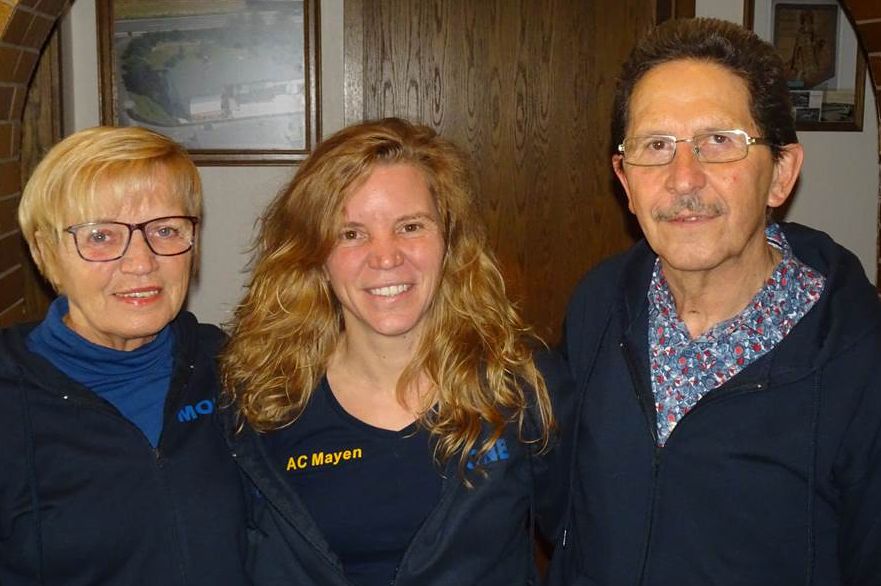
[628,59,756,135]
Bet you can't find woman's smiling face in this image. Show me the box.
[52,178,193,351]
[324,163,445,343]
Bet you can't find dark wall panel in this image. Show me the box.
[348,0,657,342]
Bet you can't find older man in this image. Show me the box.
[551,18,881,586]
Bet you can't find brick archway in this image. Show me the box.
[0,0,68,325]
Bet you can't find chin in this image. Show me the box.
[119,315,174,337]
[369,316,426,339]
[657,250,725,273]
[665,261,714,273]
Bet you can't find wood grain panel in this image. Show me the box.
[349,0,655,342]
[343,0,364,125]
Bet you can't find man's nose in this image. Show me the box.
[664,142,707,194]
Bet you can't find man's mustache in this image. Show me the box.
[652,194,725,221]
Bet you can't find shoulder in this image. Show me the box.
[566,240,652,316]
[172,311,226,356]
[0,325,44,444]
[534,348,572,400]
[782,223,881,345]
[0,322,39,378]
[563,240,652,351]
[781,222,857,275]
[532,346,576,439]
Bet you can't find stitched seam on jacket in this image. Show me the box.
[806,371,820,586]
[19,376,44,585]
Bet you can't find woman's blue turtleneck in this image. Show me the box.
[26,297,173,447]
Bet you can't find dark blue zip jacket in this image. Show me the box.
[550,223,881,586]
[0,311,250,586]
[226,351,573,586]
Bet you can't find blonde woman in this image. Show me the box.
[222,118,567,585]
[0,127,248,584]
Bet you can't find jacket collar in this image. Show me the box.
[227,421,346,568]
[613,223,881,381]
[618,239,655,340]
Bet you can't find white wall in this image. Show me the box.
[698,0,879,283]
[60,0,345,326]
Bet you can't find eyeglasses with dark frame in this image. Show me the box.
[64,216,199,262]
[617,129,774,166]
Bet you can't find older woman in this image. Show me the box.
[222,118,567,585]
[0,126,248,585]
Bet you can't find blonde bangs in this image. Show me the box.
[65,157,200,227]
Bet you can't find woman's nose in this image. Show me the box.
[119,230,159,274]
[367,237,404,270]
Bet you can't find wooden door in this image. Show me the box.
[344,0,685,342]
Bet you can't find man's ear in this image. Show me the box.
[612,154,635,214]
[767,144,804,209]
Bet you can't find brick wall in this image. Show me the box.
[0,0,66,326]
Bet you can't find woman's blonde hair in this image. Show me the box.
[221,117,553,475]
[18,126,202,291]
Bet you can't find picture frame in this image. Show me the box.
[97,0,320,165]
[744,0,865,132]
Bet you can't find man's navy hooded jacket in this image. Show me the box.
[550,223,881,585]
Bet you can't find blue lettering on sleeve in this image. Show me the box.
[177,399,215,423]
[465,438,510,470]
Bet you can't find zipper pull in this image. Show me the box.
[562,528,568,549]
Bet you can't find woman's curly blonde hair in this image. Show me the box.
[221,117,554,476]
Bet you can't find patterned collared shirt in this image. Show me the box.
[648,224,825,446]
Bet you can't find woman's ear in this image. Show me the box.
[31,230,61,292]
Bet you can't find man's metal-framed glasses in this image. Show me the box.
[617,129,774,166]
[64,216,199,262]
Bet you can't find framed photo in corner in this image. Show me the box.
[744,0,865,131]
[97,0,320,165]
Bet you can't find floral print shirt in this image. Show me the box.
[648,223,825,446]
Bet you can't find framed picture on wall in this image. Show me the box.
[744,0,865,131]
[97,0,320,165]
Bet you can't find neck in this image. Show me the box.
[325,329,427,430]
[663,241,781,339]
[330,331,417,393]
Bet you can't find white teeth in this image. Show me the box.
[118,290,159,299]
[369,284,410,297]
